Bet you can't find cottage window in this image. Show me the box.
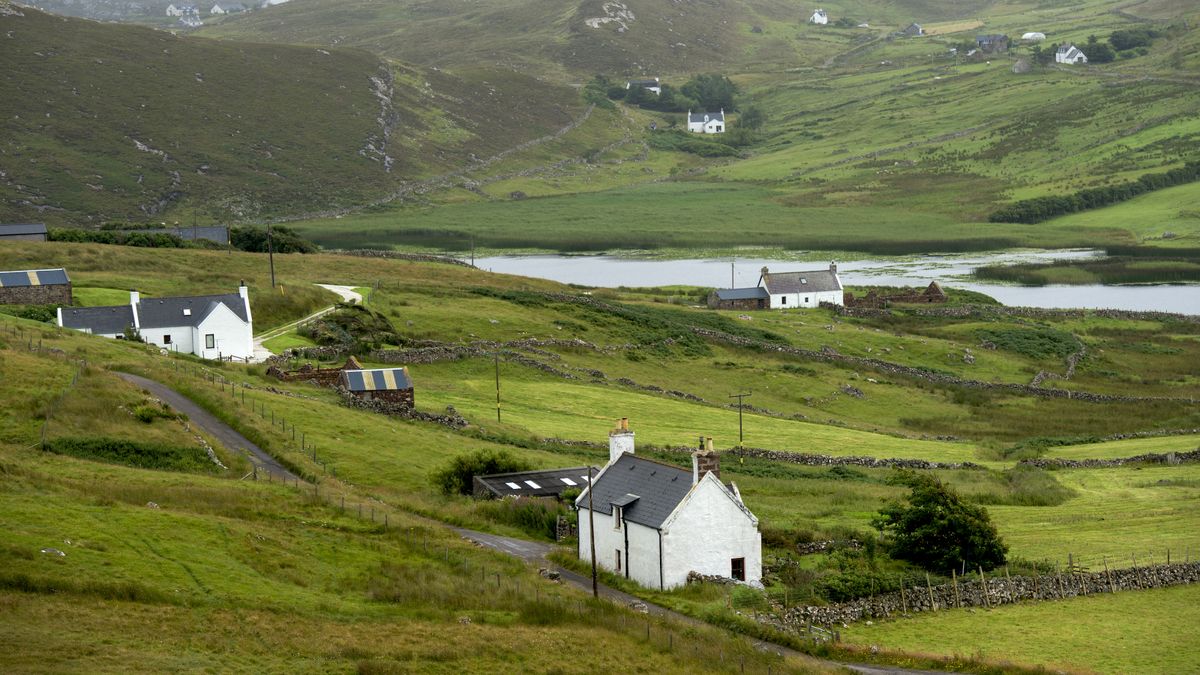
[731,557,746,581]
[805,297,810,304]
[615,549,622,573]
[205,333,215,349]
[781,297,787,305]
[613,505,623,530]
[163,334,172,345]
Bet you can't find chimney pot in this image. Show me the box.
[608,418,635,463]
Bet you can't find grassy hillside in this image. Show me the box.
[2,242,1199,671]
[0,3,587,226]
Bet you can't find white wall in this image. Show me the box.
[768,288,843,309]
[140,326,195,355]
[577,507,667,588]
[660,476,761,588]
[193,303,253,360]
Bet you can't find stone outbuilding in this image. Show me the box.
[576,419,762,590]
[0,268,72,305]
[339,367,414,407]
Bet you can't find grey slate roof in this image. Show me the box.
[475,466,596,499]
[138,293,246,328]
[0,268,69,287]
[689,110,725,124]
[581,453,693,529]
[715,287,769,301]
[761,269,842,294]
[340,367,413,392]
[0,223,48,237]
[60,305,135,335]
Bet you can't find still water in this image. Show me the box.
[474,250,1200,315]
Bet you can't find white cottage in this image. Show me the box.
[759,263,843,308]
[687,109,725,134]
[1056,44,1087,64]
[809,9,829,25]
[58,284,253,360]
[576,419,762,590]
[626,78,662,95]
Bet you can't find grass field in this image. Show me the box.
[841,584,1200,674]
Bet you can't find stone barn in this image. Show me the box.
[0,268,72,305]
[339,367,414,407]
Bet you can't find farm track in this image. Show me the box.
[114,372,301,482]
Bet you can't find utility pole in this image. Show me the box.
[588,466,598,599]
[266,223,276,289]
[470,237,476,268]
[494,351,501,423]
[730,260,735,288]
[729,392,752,445]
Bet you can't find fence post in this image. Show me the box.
[978,566,991,608]
[952,569,960,607]
[899,577,907,615]
[926,572,936,611]
[1104,557,1114,593]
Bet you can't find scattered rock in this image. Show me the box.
[40,548,65,557]
[146,501,160,509]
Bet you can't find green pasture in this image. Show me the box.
[841,584,1200,675]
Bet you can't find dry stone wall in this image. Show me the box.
[1021,447,1200,469]
[773,562,1200,628]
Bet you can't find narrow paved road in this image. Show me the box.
[455,529,950,675]
[250,284,363,363]
[116,372,301,482]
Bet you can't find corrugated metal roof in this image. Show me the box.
[715,287,769,301]
[579,454,693,529]
[0,223,48,237]
[762,269,842,294]
[340,367,413,392]
[475,466,596,498]
[0,268,70,288]
[60,305,135,335]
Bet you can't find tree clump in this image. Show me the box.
[432,449,532,496]
[871,472,1008,573]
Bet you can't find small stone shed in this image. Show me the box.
[0,268,72,305]
[339,367,414,407]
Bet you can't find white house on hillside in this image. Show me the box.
[626,78,662,95]
[712,263,843,310]
[576,419,762,590]
[809,9,828,25]
[687,109,725,134]
[58,284,253,360]
[1056,44,1088,64]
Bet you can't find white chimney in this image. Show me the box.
[129,289,140,305]
[830,261,838,275]
[238,279,249,301]
[608,417,634,463]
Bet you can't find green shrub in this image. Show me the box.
[432,449,532,496]
[975,326,1081,360]
[476,496,570,540]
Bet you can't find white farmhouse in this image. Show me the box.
[809,9,829,25]
[687,109,725,134]
[58,284,253,360]
[1021,32,1046,42]
[1056,44,1088,64]
[576,419,762,590]
[166,4,183,16]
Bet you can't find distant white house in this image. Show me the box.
[709,263,844,310]
[58,284,254,360]
[178,15,203,27]
[809,9,828,25]
[625,77,662,95]
[211,3,246,14]
[1056,44,1088,64]
[576,419,762,590]
[1021,32,1046,42]
[687,109,725,134]
[166,4,183,16]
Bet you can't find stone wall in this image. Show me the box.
[0,282,71,306]
[723,446,986,471]
[1021,447,1200,469]
[335,387,466,428]
[771,561,1200,628]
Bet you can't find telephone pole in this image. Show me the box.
[729,392,752,445]
[266,223,276,289]
[494,351,501,422]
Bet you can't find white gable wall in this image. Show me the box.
[660,475,761,588]
[192,302,253,360]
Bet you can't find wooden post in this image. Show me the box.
[978,566,991,608]
[952,569,961,608]
[926,572,936,611]
[1104,557,1114,593]
[1004,566,1012,602]
[899,577,907,615]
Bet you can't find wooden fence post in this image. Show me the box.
[978,566,991,608]
[952,569,960,607]
[926,572,936,611]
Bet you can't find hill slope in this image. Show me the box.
[0,4,584,225]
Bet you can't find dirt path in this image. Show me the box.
[250,284,364,363]
[454,528,950,675]
[115,372,301,482]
